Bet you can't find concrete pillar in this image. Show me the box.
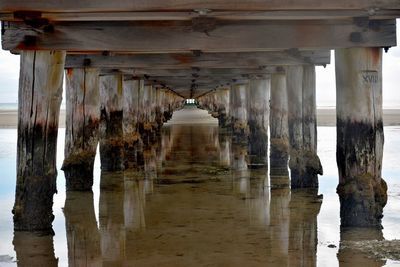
[335,47,387,227]
[231,82,249,142]
[64,191,101,266]
[287,65,322,188]
[123,75,140,169]
[99,74,125,171]
[13,51,65,232]
[248,77,270,167]
[62,68,100,191]
[270,72,290,181]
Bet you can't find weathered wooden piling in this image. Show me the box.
[62,68,100,191]
[270,72,290,180]
[123,75,140,169]
[335,47,387,227]
[99,74,125,171]
[64,191,101,266]
[248,77,270,167]
[13,51,65,232]
[215,87,231,128]
[230,82,249,142]
[302,65,323,183]
[286,65,322,188]
[155,87,166,130]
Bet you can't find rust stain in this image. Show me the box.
[370,47,381,67]
[66,68,74,77]
[172,54,194,64]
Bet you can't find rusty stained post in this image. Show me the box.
[62,68,100,191]
[335,47,387,227]
[13,51,65,232]
[123,75,140,169]
[99,74,125,171]
[248,77,270,168]
[270,72,290,185]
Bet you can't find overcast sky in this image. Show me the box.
[0,19,399,107]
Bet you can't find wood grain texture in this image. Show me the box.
[63,67,100,190]
[65,50,330,68]
[1,0,399,12]
[336,47,386,227]
[14,50,65,232]
[2,20,396,52]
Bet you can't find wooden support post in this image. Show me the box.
[99,74,125,171]
[123,76,140,169]
[215,88,230,128]
[62,68,100,191]
[139,83,154,145]
[231,82,249,142]
[270,73,290,182]
[287,65,322,188]
[335,47,387,227]
[64,191,101,266]
[248,78,270,168]
[155,88,165,130]
[13,51,65,232]
[286,66,306,188]
[302,65,323,183]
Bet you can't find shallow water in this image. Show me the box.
[0,110,400,266]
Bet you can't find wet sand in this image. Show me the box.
[0,109,66,128]
[1,108,399,128]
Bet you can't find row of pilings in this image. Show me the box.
[197,49,388,229]
[13,51,185,233]
[12,47,388,232]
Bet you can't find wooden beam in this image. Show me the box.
[1,10,400,22]
[65,50,330,68]
[0,0,399,13]
[2,19,396,52]
[100,67,284,77]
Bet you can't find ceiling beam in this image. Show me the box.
[65,50,330,68]
[1,10,400,22]
[2,19,396,52]
[0,0,399,13]
[98,67,284,77]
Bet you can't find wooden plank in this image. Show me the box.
[0,0,399,12]
[2,10,400,22]
[101,67,284,77]
[65,50,330,68]
[2,19,396,52]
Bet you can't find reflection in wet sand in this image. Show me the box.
[338,228,386,267]
[61,124,325,266]
[64,191,101,267]
[13,232,58,267]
